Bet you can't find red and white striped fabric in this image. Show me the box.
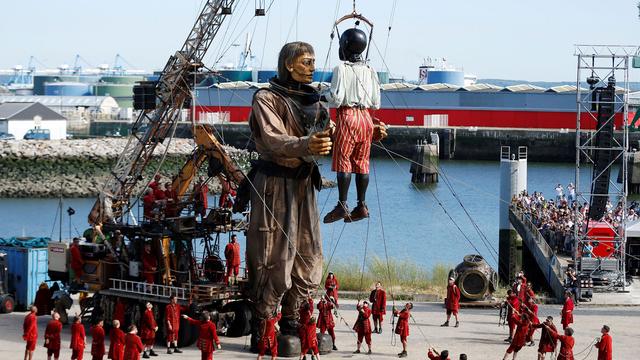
[331,107,374,174]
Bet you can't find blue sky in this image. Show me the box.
[2,0,640,81]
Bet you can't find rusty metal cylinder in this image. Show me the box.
[454,254,498,301]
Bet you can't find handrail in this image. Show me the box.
[510,207,565,280]
[110,278,190,300]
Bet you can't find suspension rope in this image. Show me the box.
[357,218,371,300]
[284,0,301,43]
[332,305,375,360]
[321,222,348,282]
[438,168,499,255]
[325,40,503,272]
[371,158,398,348]
[49,201,60,240]
[212,0,277,69]
[409,313,433,349]
[574,337,598,360]
[382,0,398,61]
[378,140,498,264]
[210,0,249,67]
[354,38,505,269]
[124,111,180,220]
[371,160,396,303]
[258,0,271,69]
[342,61,509,274]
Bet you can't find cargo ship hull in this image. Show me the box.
[194,85,633,130]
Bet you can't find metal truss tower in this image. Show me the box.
[574,45,639,292]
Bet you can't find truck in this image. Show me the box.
[0,253,15,313]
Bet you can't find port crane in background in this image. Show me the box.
[47,0,260,344]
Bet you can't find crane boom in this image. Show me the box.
[89,0,236,225]
[172,124,245,199]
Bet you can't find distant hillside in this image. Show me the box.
[479,79,640,91]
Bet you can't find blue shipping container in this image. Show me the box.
[0,246,48,309]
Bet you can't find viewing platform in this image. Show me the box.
[509,207,568,302]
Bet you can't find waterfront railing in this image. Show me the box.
[510,207,566,300]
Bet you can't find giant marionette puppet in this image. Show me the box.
[242,41,332,355]
[323,15,387,224]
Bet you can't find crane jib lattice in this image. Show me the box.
[89,1,237,225]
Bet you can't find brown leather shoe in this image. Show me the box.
[323,203,349,223]
[345,203,369,222]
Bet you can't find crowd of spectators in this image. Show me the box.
[511,184,639,257]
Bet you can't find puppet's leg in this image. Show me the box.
[337,172,352,203]
[325,110,356,224]
[345,113,373,222]
[323,172,351,223]
[355,173,369,203]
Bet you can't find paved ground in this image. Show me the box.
[1,299,637,360]
[589,279,640,306]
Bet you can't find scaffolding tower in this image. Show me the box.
[574,45,639,292]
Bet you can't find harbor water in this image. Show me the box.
[0,159,591,271]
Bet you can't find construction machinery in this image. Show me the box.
[0,252,15,313]
[48,0,255,345]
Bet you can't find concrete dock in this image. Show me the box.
[1,299,638,359]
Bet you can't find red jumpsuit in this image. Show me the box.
[71,322,86,360]
[370,289,387,324]
[148,181,159,191]
[507,295,521,334]
[353,305,372,346]
[258,314,281,357]
[524,302,539,342]
[218,181,236,208]
[153,188,166,201]
[526,288,536,302]
[446,283,460,315]
[297,298,313,346]
[142,251,158,284]
[533,322,558,354]
[561,297,574,329]
[324,275,339,304]
[108,328,125,360]
[317,300,335,343]
[518,276,528,302]
[195,183,209,217]
[164,303,181,343]
[427,350,450,360]
[300,322,319,356]
[164,189,178,217]
[70,243,84,279]
[123,333,144,360]
[113,300,126,326]
[23,312,38,351]
[143,192,155,219]
[506,317,530,353]
[91,325,106,360]
[186,317,220,360]
[596,333,612,360]
[34,285,53,315]
[224,242,241,281]
[549,329,575,360]
[140,309,157,346]
[393,309,410,343]
[44,319,62,358]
